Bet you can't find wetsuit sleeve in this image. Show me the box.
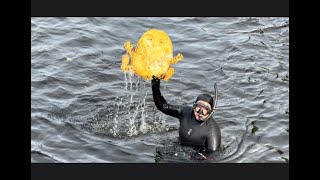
[151,77,183,119]
[206,124,221,151]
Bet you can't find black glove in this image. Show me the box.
[151,75,160,88]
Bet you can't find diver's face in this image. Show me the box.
[193,100,212,121]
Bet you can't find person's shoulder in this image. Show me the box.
[181,105,192,112]
[207,118,220,129]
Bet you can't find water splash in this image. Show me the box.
[111,100,120,137]
[139,92,151,134]
[82,71,172,138]
[120,72,168,137]
[128,104,139,137]
[124,72,128,90]
[128,70,134,91]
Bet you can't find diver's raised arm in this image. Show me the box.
[151,76,182,119]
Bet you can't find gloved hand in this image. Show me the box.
[151,75,160,88]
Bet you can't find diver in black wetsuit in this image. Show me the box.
[151,76,221,152]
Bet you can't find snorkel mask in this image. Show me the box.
[193,102,211,116]
[193,83,218,122]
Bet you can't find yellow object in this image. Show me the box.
[121,29,183,81]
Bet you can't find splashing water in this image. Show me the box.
[139,92,151,134]
[100,71,171,138]
[128,71,134,91]
[124,72,128,90]
[81,69,174,138]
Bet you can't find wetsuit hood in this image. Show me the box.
[195,94,214,109]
